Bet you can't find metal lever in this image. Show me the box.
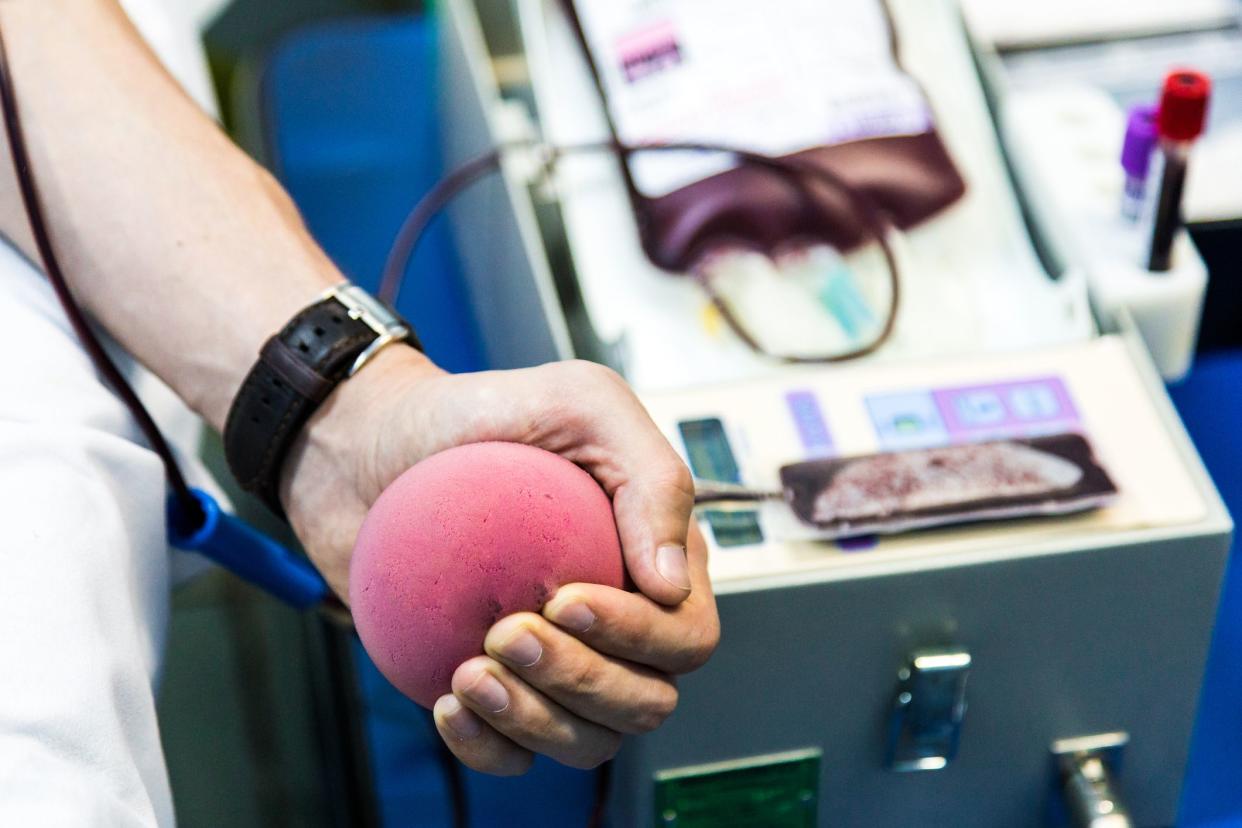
[885,649,971,772]
[1053,733,1133,828]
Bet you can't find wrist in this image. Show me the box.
[224,282,428,515]
[280,343,444,552]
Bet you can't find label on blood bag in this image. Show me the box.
[615,20,684,83]
[571,0,934,197]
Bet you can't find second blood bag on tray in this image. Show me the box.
[563,0,968,361]
[693,435,1119,541]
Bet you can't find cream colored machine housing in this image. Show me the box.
[436,1,1232,825]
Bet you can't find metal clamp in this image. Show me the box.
[1052,732,1132,828]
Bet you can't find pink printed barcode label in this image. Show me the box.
[615,21,683,83]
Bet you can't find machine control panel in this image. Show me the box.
[653,337,1208,580]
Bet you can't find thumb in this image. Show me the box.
[610,464,696,607]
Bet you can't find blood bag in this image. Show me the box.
[564,0,967,273]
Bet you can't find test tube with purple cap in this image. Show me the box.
[1121,104,1158,222]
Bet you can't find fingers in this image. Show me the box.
[545,585,718,674]
[432,695,534,776]
[484,613,679,735]
[542,525,720,675]
[434,513,715,777]
[451,657,623,770]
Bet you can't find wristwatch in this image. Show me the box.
[224,284,421,515]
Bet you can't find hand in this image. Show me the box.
[280,347,720,772]
[433,521,717,774]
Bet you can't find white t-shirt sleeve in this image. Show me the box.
[0,427,175,827]
[0,3,229,823]
[0,242,178,824]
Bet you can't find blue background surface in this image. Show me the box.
[262,16,484,375]
[261,14,1242,826]
[1170,355,1242,828]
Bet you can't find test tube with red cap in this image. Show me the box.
[1148,69,1211,272]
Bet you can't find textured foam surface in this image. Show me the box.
[350,442,624,709]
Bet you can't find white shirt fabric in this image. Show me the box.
[0,3,230,825]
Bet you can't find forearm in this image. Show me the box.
[0,0,431,429]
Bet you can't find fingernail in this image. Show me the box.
[498,630,543,667]
[655,544,692,591]
[550,601,596,633]
[464,671,510,713]
[439,695,482,740]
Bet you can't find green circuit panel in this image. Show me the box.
[654,749,821,827]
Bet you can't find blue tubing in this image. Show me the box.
[167,489,331,610]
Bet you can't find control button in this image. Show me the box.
[1009,384,1062,421]
[786,391,834,459]
[868,392,949,450]
[893,414,924,434]
[954,392,1005,426]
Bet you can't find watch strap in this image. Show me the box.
[224,291,414,515]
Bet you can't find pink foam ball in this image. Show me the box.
[349,442,625,709]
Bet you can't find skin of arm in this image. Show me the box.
[0,0,718,773]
